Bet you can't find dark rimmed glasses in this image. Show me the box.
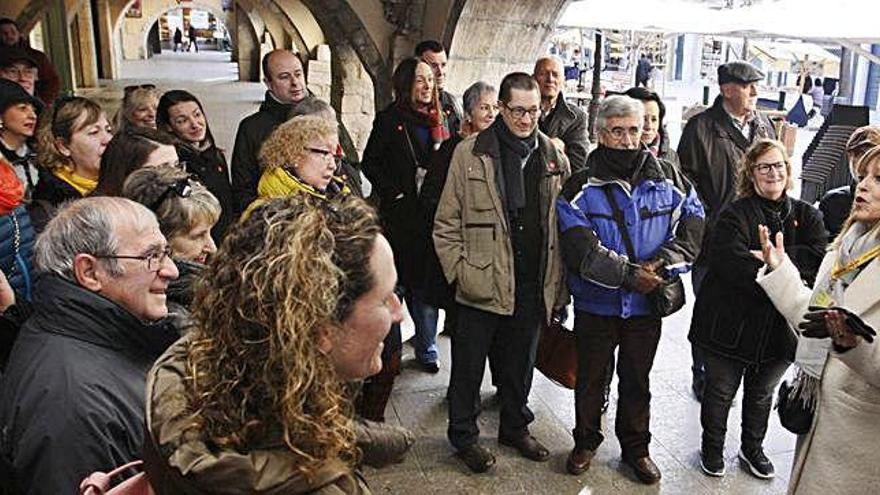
[94,245,173,272]
[751,161,786,176]
[503,103,540,120]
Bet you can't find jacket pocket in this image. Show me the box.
[464,223,494,268]
[707,311,745,351]
[467,176,495,212]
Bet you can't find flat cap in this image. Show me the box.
[0,47,38,69]
[718,61,763,85]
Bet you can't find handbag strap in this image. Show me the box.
[601,186,638,262]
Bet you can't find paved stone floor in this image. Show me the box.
[87,52,801,494]
[365,274,797,495]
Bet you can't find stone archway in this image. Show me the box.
[444,0,573,95]
[113,0,230,60]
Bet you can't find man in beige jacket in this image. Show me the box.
[434,72,570,474]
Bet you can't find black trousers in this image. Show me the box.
[700,351,789,456]
[447,302,541,450]
[573,311,661,459]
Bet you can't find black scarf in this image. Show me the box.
[757,194,792,235]
[492,117,538,212]
[592,144,643,180]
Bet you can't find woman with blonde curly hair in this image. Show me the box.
[144,194,404,493]
[245,115,347,216]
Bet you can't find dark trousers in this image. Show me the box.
[690,263,709,390]
[700,351,789,455]
[573,311,661,459]
[447,302,541,450]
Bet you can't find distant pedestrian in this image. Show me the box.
[173,28,182,52]
[187,24,198,53]
[636,54,652,87]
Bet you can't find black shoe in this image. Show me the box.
[418,360,440,374]
[457,444,496,473]
[499,434,550,462]
[700,450,725,477]
[739,447,774,479]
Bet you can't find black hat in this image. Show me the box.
[717,61,764,85]
[0,79,42,113]
[0,47,38,69]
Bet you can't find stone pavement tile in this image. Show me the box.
[679,447,790,495]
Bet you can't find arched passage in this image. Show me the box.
[113,0,231,60]
[444,0,573,94]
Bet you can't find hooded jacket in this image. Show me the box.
[557,149,705,317]
[0,275,178,495]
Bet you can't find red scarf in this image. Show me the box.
[0,159,24,215]
[400,102,451,148]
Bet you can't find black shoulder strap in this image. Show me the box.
[602,186,638,262]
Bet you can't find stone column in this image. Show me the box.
[42,0,73,94]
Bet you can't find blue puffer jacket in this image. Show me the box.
[557,148,705,318]
[0,205,35,301]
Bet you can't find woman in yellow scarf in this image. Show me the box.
[245,115,348,217]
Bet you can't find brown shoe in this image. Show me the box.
[457,444,496,473]
[566,447,595,475]
[624,456,662,484]
[498,434,550,462]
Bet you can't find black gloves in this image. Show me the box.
[798,306,876,343]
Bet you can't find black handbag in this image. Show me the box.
[602,188,686,317]
[776,378,814,435]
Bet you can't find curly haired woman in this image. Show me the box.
[144,195,406,493]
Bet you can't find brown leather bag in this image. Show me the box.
[535,320,578,389]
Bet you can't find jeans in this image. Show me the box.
[404,289,439,365]
[573,311,661,459]
[448,303,541,450]
[700,351,789,456]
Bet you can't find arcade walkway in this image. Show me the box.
[82,52,800,494]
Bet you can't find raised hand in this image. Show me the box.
[757,224,786,269]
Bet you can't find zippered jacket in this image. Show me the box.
[557,149,705,317]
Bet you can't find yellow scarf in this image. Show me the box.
[54,167,97,196]
[243,167,349,218]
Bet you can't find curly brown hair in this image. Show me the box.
[183,194,381,475]
[258,115,337,172]
[736,139,793,199]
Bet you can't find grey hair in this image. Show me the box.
[290,97,336,121]
[533,55,565,74]
[34,197,157,280]
[462,81,496,116]
[596,95,645,132]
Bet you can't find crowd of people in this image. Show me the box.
[0,18,878,494]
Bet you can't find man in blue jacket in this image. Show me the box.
[557,95,704,484]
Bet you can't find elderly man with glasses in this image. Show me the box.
[556,95,704,484]
[434,72,570,474]
[0,18,60,105]
[0,48,39,99]
[0,197,179,494]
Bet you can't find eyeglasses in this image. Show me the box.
[752,161,786,175]
[503,103,540,120]
[94,245,173,272]
[0,65,37,80]
[306,146,343,165]
[602,126,642,141]
[149,175,197,210]
[124,84,157,94]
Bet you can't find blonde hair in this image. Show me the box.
[36,96,105,172]
[259,115,337,171]
[115,86,160,132]
[835,145,880,245]
[845,125,880,179]
[183,194,382,475]
[121,165,221,241]
[736,139,793,199]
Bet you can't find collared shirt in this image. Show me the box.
[725,108,755,141]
